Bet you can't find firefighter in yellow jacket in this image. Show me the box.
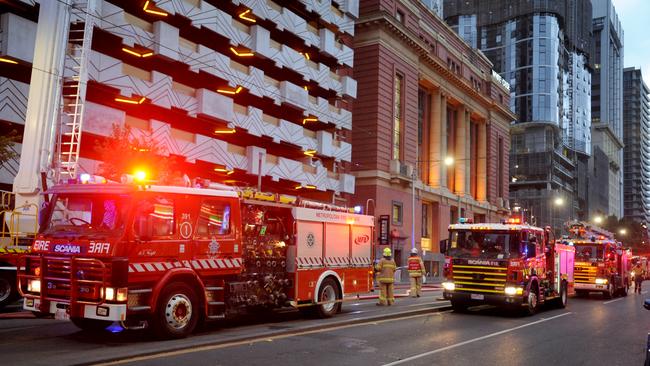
[408,248,426,297]
[376,248,397,306]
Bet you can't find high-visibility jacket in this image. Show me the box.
[375,257,397,283]
[632,266,645,278]
[407,255,426,277]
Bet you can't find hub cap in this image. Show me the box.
[0,278,10,302]
[321,285,336,313]
[165,294,192,330]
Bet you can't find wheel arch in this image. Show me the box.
[313,270,343,303]
[150,268,207,315]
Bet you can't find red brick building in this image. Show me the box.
[351,1,515,273]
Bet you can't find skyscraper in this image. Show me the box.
[623,68,650,223]
[590,0,624,219]
[444,0,593,232]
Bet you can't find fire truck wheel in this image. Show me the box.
[71,317,112,332]
[151,282,199,339]
[524,286,539,315]
[603,282,615,299]
[0,271,19,310]
[315,278,341,318]
[621,281,629,297]
[555,281,568,309]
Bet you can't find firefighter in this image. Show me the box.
[632,263,645,294]
[376,248,396,306]
[408,248,426,297]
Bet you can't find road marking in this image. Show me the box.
[382,312,572,366]
[91,306,451,366]
[603,297,625,304]
[404,300,450,308]
[642,291,648,294]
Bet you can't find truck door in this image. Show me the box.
[193,197,240,273]
[130,194,184,274]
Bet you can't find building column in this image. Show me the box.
[440,93,448,188]
[477,120,487,201]
[465,109,471,195]
[428,89,441,187]
[454,105,466,195]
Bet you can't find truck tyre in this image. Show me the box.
[555,281,568,309]
[524,286,539,315]
[603,281,615,299]
[315,278,341,318]
[71,317,112,332]
[450,300,467,313]
[150,282,199,339]
[0,271,19,310]
[621,280,629,297]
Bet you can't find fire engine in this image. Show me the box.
[0,191,37,310]
[442,218,575,314]
[17,175,374,338]
[564,222,630,298]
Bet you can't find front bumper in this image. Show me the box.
[23,298,127,321]
[443,291,524,307]
[575,282,608,292]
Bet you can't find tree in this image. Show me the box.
[0,130,19,165]
[94,124,177,182]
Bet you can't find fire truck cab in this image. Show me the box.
[442,219,575,314]
[18,180,374,338]
[566,222,630,298]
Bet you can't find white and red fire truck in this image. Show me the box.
[442,218,575,314]
[564,222,630,298]
[17,177,374,338]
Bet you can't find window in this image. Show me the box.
[421,203,430,238]
[196,199,232,238]
[393,74,404,160]
[497,137,504,198]
[392,201,403,225]
[396,10,404,23]
[134,196,175,239]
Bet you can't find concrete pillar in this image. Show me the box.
[440,93,448,188]
[477,120,488,201]
[465,110,471,195]
[428,89,441,187]
[13,0,71,212]
[454,105,466,195]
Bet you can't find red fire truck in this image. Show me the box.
[17,177,374,338]
[442,218,575,315]
[565,222,630,298]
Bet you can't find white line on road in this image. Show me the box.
[642,291,648,294]
[382,312,572,366]
[603,297,625,304]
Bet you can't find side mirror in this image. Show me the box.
[526,242,537,258]
[440,239,448,254]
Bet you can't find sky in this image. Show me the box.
[612,0,650,82]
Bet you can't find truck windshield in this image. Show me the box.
[448,230,521,259]
[575,244,604,261]
[42,194,131,237]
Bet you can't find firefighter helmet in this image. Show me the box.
[383,248,392,257]
[410,248,418,255]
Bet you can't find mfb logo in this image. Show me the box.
[354,234,370,245]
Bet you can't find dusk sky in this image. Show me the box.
[612,0,650,83]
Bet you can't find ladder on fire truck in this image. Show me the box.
[57,0,97,182]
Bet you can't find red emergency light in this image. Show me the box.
[506,217,521,224]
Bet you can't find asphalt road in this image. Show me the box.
[1,286,649,366]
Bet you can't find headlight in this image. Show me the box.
[103,287,128,302]
[103,287,115,301]
[504,286,524,296]
[595,278,608,285]
[28,279,41,293]
[442,282,455,291]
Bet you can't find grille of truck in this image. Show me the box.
[574,263,597,284]
[452,265,507,293]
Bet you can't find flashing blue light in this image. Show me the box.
[459,218,473,224]
[353,205,362,214]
